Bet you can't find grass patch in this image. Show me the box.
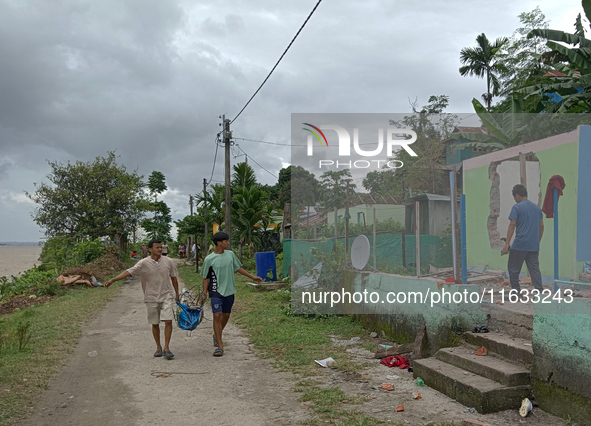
[0,281,123,425]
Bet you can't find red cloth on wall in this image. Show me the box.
[542,175,566,218]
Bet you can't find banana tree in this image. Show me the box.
[450,98,532,151]
[517,0,591,112]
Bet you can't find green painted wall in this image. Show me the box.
[531,302,591,424]
[327,204,406,227]
[464,142,583,277]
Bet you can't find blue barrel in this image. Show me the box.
[255,251,276,282]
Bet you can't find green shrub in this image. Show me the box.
[15,321,32,351]
[0,268,58,301]
[36,280,63,297]
[40,237,105,270]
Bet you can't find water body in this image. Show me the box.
[0,245,43,277]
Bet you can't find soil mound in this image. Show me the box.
[0,294,56,315]
[63,254,126,281]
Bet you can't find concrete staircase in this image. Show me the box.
[413,302,535,413]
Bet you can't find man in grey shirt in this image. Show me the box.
[105,239,180,359]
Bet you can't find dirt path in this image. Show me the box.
[18,276,308,426]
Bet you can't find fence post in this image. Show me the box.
[460,194,467,284]
[450,171,458,281]
[373,207,377,269]
[415,200,421,278]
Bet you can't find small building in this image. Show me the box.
[326,194,405,228]
[405,193,455,237]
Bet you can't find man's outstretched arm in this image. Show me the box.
[237,267,263,283]
[104,271,131,288]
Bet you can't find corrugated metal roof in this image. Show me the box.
[405,193,451,203]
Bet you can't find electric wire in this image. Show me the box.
[234,144,279,179]
[230,0,324,125]
[206,133,221,188]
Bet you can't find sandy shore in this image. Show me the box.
[0,245,43,277]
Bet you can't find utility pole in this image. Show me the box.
[222,115,232,244]
[203,178,208,241]
[188,195,194,264]
[345,181,350,255]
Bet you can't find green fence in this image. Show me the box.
[283,232,453,277]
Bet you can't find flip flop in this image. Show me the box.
[213,335,218,347]
[213,348,224,357]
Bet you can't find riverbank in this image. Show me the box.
[0,246,42,278]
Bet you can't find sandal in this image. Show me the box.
[213,348,224,357]
[213,335,218,347]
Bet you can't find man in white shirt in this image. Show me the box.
[105,240,180,359]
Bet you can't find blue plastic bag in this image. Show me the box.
[176,302,203,331]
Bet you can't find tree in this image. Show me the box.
[362,169,397,195]
[26,152,149,239]
[459,33,509,110]
[319,170,356,209]
[389,95,459,196]
[495,7,551,103]
[518,0,591,113]
[276,165,321,207]
[141,171,172,241]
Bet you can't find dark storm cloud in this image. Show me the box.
[0,0,582,240]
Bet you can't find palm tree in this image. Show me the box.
[459,33,509,110]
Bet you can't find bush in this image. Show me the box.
[36,280,64,297]
[0,268,58,301]
[40,237,105,270]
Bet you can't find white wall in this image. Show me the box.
[496,161,541,242]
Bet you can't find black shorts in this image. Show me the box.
[210,295,235,314]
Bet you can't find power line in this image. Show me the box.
[235,144,278,179]
[230,0,324,125]
[234,136,406,147]
[206,133,222,188]
[234,137,294,146]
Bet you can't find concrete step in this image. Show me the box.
[481,302,533,340]
[436,346,530,386]
[463,332,533,365]
[413,357,531,414]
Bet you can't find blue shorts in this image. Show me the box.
[210,294,235,314]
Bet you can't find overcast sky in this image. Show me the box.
[0,0,584,242]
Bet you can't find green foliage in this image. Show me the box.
[517,0,591,113]
[25,151,149,238]
[388,95,459,197]
[147,170,167,195]
[0,268,58,301]
[141,171,172,241]
[296,217,404,240]
[40,237,105,270]
[495,7,551,101]
[36,280,64,297]
[319,170,355,210]
[300,242,346,291]
[459,33,509,110]
[15,321,32,351]
[276,165,321,208]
